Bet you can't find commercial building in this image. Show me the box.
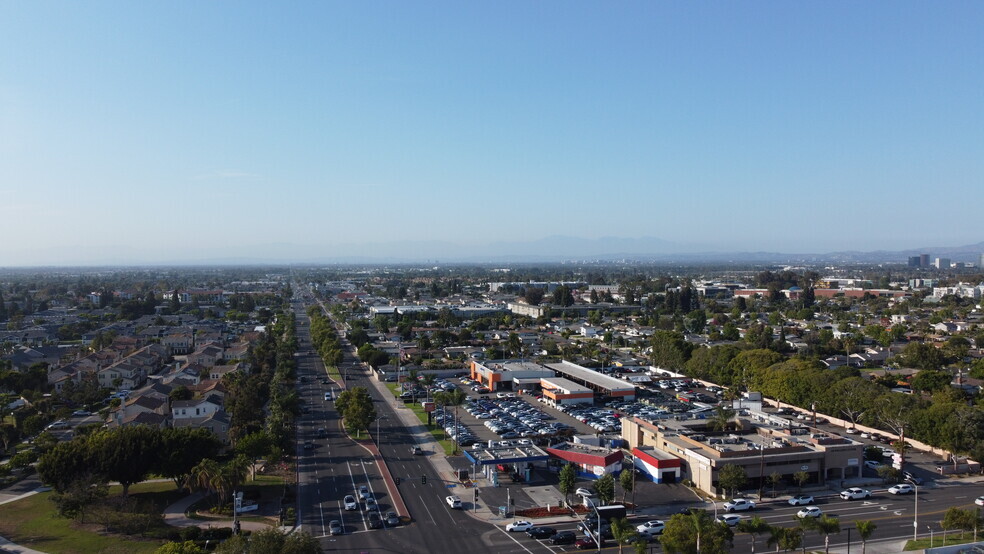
[633,446,682,483]
[539,377,594,406]
[545,441,624,479]
[470,360,554,392]
[621,411,863,497]
[543,361,636,402]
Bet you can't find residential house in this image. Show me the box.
[171,394,224,421]
[174,409,231,443]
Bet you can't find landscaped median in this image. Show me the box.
[384,383,457,456]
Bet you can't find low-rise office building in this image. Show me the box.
[622,412,863,497]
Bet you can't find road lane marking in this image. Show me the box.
[494,526,536,554]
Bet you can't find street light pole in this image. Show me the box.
[913,482,919,541]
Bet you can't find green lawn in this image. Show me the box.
[0,481,183,554]
[904,531,981,550]
[325,364,342,382]
[384,383,458,456]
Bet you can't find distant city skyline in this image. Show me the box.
[2,2,983,266]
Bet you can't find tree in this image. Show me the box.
[86,425,161,500]
[593,473,616,506]
[235,431,274,481]
[335,387,376,438]
[767,525,802,553]
[157,427,221,489]
[909,370,953,392]
[718,464,748,498]
[49,472,107,524]
[660,511,733,554]
[708,405,736,432]
[187,458,222,508]
[809,514,841,553]
[941,506,980,545]
[826,377,879,429]
[649,331,692,369]
[855,520,877,554]
[610,517,637,554]
[619,467,634,504]
[559,464,577,506]
[767,472,783,499]
[792,470,810,492]
[736,516,770,554]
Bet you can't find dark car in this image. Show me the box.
[328,520,343,535]
[526,526,557,539]
[550,531,577,545]
[367,512,383,529]
[303,441,315,450]
[678,507,707,516]
[385,511,400,526]
[575,537,603,550]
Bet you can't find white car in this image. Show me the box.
[717,514,742,527]
[840,487,872,500]
[888,484,914,495]
[797,507,823,519]
[636,520,664,534]
[359,485,370,499]
[575,487,594,497]
[506,520,533,532]
[343,495,358,510]
[723,498,755,512]
[975,496,984,506]
[788,495,814,506]
[864,460,882,470]
[446,495,462,509]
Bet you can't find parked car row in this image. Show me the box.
[434,407,479,446]
[465,396,574,442]
[554,404,622,433]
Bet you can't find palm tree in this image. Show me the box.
[709,405,736,432]
[609,517,636,554]
[737,516,770,553]
[420,373,436,401]
[767,526,802,553]
[187,458,221,507]
[855,520,877,554]
[812,515,841,553]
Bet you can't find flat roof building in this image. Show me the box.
[543,361,635,401]
[622,412,863,497]
[470,360,554,392]
[540,377,593,406]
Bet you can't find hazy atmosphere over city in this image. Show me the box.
[2,2,983,266]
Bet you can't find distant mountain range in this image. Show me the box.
[3,237,984,266]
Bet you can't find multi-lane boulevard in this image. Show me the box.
[290,293,984,553]
[292,298,527,553]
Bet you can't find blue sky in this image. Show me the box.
[1,2,982,265]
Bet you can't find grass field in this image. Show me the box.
[0,481,184,554]
[384,383,457,456]
[905,531,982,550]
